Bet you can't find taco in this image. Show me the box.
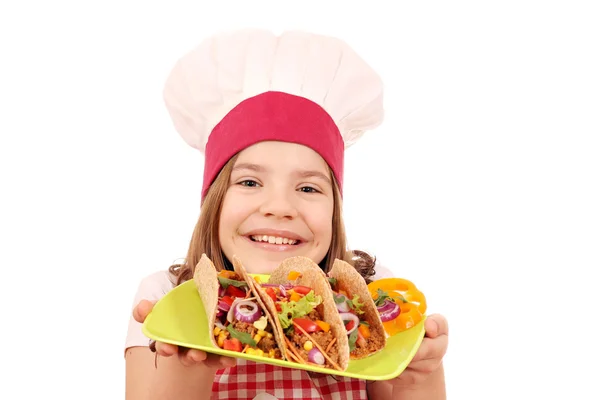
[326,259,387,359]
[245,256,350,371]
[193,254,286,359]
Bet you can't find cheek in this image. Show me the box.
[307,204,334,242]
[219,194,249,235]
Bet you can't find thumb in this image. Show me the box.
[424,313,449,339]
[133,299,156,323]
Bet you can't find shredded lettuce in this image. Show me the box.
[348,294,365,315]
[277,291,322,328]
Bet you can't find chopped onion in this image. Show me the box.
[216,310,224,318]
[335,294,350,312]
[215,320,226,330]
[218,299,231,312]
[339,312,360,335]
[379,301,400,322]
[279,284,287,298]
[234,300,262,323]
[308,348,325,365]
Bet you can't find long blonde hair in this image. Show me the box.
[168,154,376,285]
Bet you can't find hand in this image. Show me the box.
[391,313,449,387]
[133,299,237,369]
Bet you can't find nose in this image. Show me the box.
[258,189,298,219]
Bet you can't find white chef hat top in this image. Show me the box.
[162,28,384,198]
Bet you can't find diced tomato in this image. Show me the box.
[265,287,277,302]
[293,286,312,295]
[275,303,282,312]
[345,320,355,331]
[293,318,323,334]
[226,285,246,298]
[221,296,234,307]
[223,338,243,352]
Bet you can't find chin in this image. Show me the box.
[241,257,284,275]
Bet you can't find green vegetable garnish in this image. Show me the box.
[226,324,257,347]
[277,291,322,328]
[218,276,248,290]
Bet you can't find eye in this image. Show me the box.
[298,186,320,193]
[238,179,260,188]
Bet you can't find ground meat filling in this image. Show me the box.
[231,320,280,355]
[351,330,385,358]
[257,335,282,358]
[289,330,339,367]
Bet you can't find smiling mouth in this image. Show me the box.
[249,235,300,245]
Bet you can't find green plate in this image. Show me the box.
[142,276,426,381]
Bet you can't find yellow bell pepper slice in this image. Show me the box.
[367,278,427,336]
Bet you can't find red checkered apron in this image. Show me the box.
[211,359,367,400]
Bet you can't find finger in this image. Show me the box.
[202,354,237,369]
[179,349,208,367]
[187,349,208,363]
[133,300,156,323]
[155,341,178,357]
[411,335,449,363]
[424,314,449,339]
[178,348,207,367]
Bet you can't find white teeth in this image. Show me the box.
[251,235,298,245]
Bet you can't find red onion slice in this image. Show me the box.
[234,300,262,323]
[308,348,325,365]
[379,301,400,322]
[376,299,396,314]
[338,312,360,335]
[279,284,288,298]
[227,297,245,323]
[261,283,293,289]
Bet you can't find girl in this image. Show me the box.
[125,28,448,400]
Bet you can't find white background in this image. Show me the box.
[1,1,599,399]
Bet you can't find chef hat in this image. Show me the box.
[163,28,384,200]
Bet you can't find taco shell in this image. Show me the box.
[194,254,287,358]
[253,256,350,371]
[328,259,387,359]
[193,254,221,347]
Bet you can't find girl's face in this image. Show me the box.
[219,141,335,274]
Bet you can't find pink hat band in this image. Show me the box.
[202,91,344,200]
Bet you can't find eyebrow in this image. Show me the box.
[232,163,331,185]
[296,170,332,185]
[232,163,265,173]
